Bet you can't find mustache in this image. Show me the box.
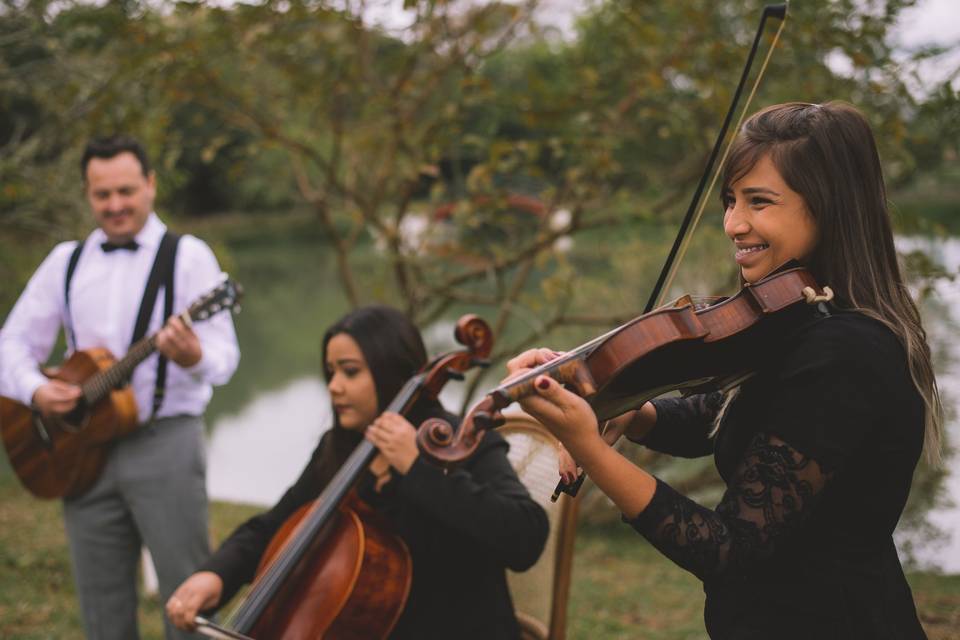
[101,209,133,218]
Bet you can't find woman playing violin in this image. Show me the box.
[167,305,548,639]
[508,102,940,639]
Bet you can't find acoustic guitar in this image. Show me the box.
[0,277,242,499]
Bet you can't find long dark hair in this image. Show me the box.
[317,305,430,473]
[322,304,428,417]
[722,101,942,463]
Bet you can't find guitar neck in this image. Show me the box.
[79,311,188,406]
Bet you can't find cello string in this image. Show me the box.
[655,8,788,308]
[231,448,370,630]
[227,377,425,631]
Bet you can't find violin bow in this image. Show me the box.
[645,3,789,312]
[555,2,789,502]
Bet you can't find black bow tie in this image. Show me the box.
[101,240,139,253]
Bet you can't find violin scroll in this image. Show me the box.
[416,395,506,467]
[421,264,830,471]
[414,315,498,465]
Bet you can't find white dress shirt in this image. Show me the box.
[0,213,240,423]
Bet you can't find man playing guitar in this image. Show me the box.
[0,136,240,640]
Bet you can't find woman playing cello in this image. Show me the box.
[507,102,940,639]
[167,305,548,639]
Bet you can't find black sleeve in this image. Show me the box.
[624,431,833,581]
[622,320,893,581]
[396,431,549,571]
[638,392,724,458]
[751,318,890,469]
[200,433,330,605]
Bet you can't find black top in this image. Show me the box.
[202,406,549,640]
[625,311,927,639]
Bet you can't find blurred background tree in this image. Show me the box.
[3,0,956,329]
[1,0,957,528]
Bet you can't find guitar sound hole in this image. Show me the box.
[61,400,89,432]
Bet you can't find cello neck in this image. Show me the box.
[228,373,427,633]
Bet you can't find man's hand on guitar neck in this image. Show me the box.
[156,316,203,368]
[32,380,82,416]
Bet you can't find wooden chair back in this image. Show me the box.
[501,412,579,640]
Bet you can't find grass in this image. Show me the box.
[568,526,960,640]
[0,471,263,640]
[567,526,708,640]
[1,468,958,639]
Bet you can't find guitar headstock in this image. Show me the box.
[188,276,244,323]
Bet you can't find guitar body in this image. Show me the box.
[0,347,139,499]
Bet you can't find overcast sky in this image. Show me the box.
[893,0,958,47]
[360,0,959,93]
[363,0,959,45]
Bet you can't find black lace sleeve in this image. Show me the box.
[637,392,725,458]
[624,431,834,581]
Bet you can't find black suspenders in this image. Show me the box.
[64,231,181,420]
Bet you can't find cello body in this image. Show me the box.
[246,494,412,640]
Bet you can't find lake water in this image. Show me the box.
[204,236,960,574]
[896,236,960,573]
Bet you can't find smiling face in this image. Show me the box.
[85,151,156,244]
[325,333,380,432]
[722,154,818,283]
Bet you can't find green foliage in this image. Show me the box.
[1,0,957,542]
[3,0,957,321]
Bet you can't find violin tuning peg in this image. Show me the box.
[473,412,494,430]
[473,411,505,430]
[447,371,465,381]
[471,358,491,369]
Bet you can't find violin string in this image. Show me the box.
[656,9,788,308]
[495,327,621,394]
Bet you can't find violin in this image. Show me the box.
[415,3,796,500]
[198,315,492,640]
[415,264,832,492]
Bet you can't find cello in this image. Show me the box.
[196,314,493,640]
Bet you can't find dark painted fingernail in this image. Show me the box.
[537,377,550,390]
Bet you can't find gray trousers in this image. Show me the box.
[63,415,210,640]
